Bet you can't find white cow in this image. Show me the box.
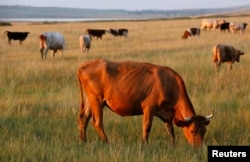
[39,32,65,59]
[230,22,248,34]
[79,34,92,53]
[201,19,226,31]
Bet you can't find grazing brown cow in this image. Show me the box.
[77,59,213,146]
[182,28,200,39]
[4,31,30,45]
[213,44,244,71]
[86,29,106,40]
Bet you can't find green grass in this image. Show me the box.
[0,17,250,161]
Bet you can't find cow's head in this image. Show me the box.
[243,23,248,30]
[182,30,190,39]
[235,50,244,62]
[39,34,46,54]
[219,19,226,25]
[175,113,213,146]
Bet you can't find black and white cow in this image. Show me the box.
[182,28,200,39]
[108,28,128,38]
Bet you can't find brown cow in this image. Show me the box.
[213,44,244,71]
[86,29,106,40]
[77,59,213,146]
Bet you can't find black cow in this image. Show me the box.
[220,22,230,32]
[108,28,128,38]
[4,31,30,45]
[86,29,106,40]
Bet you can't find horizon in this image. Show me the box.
[1,0,250,11]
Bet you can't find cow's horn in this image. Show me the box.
[205,112,214,120]
[184,116,192,122]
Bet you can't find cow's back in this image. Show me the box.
[43,32,65,49]
[213,44,234,62]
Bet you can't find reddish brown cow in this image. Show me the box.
[213,44,244,71]
[77,59,213,146]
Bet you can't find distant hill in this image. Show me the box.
[1,5,250,20]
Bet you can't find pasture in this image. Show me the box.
[0,17,250,161]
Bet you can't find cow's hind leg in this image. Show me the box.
[78,102,92,141]
[90,99,108,143]
[228,62,233,70]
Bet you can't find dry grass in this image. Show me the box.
[0,17,250,161]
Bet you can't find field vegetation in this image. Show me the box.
[0,17,250,161]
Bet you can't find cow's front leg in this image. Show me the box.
[165,122,175,145]
[215,61,221,72]
[40,48,44,59]
[142,107,154,142]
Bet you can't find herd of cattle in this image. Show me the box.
[2,18,248,146]
[3,28,128,59]
[3,18,246,71]
[182,19,248,39]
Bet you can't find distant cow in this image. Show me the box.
[230,22,248,34]
[4,31,30,45]
[39,32,65,59]
[78,59,213,146]
[108,28,128,38]
[213,44,244,71]
[79,34,92,53]
[220,22,230,32]
[86,29,106,40]
[201,19,226,31]
[182,28,200,39]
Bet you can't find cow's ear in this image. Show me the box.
[240,51,244,55]
[175,120,188,127]
[204,120,210,125]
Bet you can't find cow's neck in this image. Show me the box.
[175,98,196,121]
[174,78,196,120]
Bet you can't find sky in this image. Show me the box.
[1,0,250,11]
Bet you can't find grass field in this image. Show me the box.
[0,17,250,162]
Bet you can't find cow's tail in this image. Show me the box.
[77,71,85,114]
[3,31,8,40]
[213,45,219,63]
